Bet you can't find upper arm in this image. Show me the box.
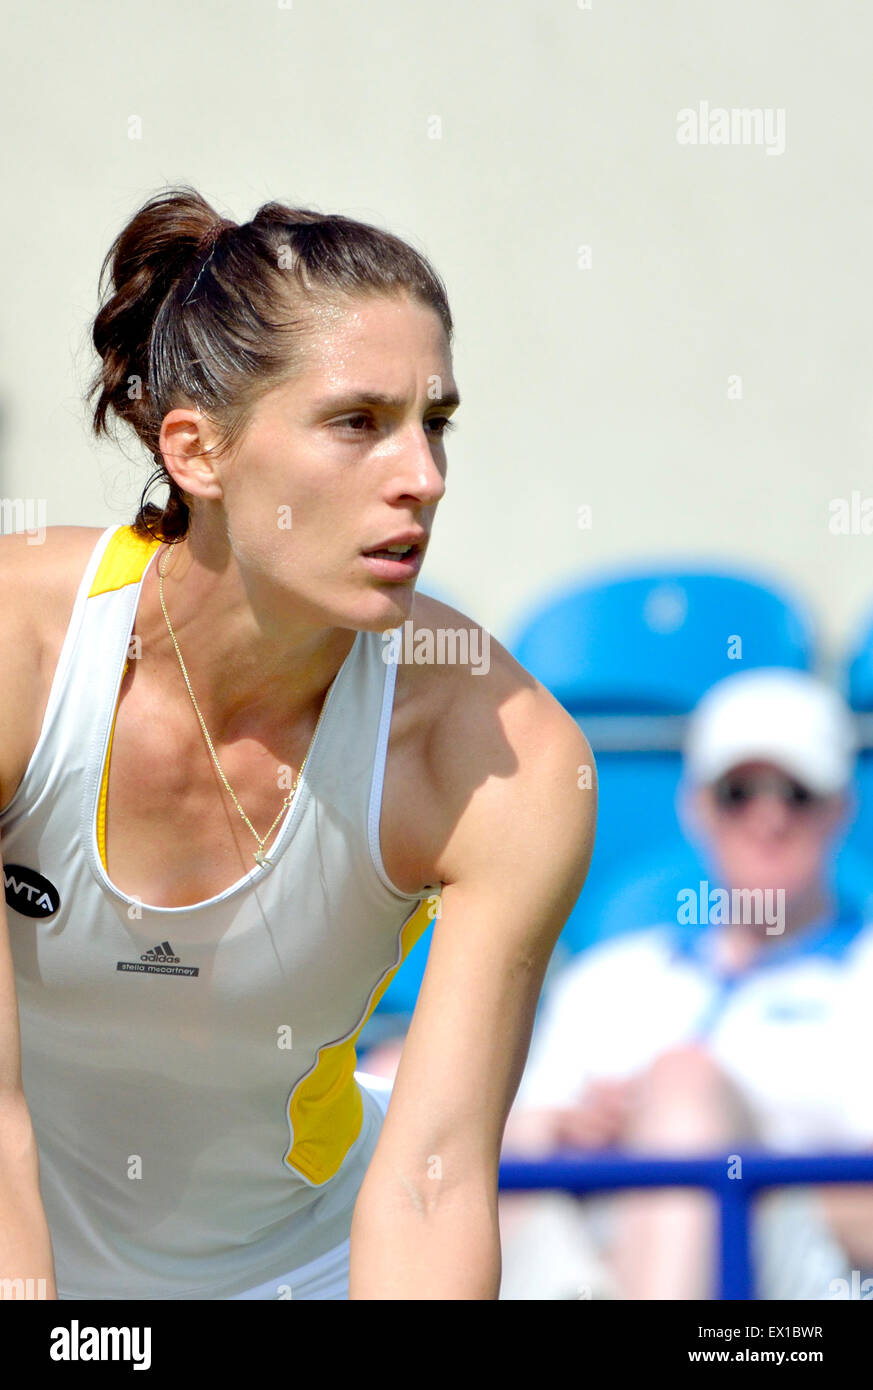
[0,527,101,812]
[0,527,98,1095]
[0,536,41,1096]
[0,835,26,1098]
[364,643,597,1196]
[0,535,40,812]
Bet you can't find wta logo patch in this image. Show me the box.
[3,864,61,919]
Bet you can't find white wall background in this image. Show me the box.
[2,0,872,668]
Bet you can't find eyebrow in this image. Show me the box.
[312,388,461,412]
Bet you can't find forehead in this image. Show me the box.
[717,760,794,780]
[297,291,453,381]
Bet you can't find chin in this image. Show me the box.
[336,591,416,635]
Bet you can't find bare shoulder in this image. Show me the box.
[0,524,106,611]
[402,592,596,886]
[408,589,593,763]
[0,526,106,807]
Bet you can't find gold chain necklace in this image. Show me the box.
[157,540,331,869]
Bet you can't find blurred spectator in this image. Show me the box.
[500,667,873,1299]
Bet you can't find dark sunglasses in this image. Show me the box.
[712,772,823,812]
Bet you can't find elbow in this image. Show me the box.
[357,1150,498,1221]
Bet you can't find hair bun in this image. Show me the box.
[193,217,237,254]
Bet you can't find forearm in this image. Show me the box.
[349,1173,501,1299]
[0,1094,57,1299]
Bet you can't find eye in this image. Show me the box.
[715,777,749,807]
[426,416,457,437]
[334,414,376,433]
[788,782,815,807]
[332,414,458,437]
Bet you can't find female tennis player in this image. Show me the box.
[0,186,596,1300]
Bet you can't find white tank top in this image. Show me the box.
[0,524,438,1298]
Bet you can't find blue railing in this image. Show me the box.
[499,1151,873,1299]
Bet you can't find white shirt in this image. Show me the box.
[515,909,873,1152]
[1,525,437,1298]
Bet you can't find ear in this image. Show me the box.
[158,407,224,503]
[675,778,708,839]
[825,787,855,838]
[676,778,713,847]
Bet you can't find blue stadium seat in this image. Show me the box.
[837,611,873,888]
[846,607,873,711]
[509,566,814,715]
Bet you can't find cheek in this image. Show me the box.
[230,472,333,557]
[274,463,351,535]
[790,827,830,862]
[723,825,823,868]
[717,826,781,862]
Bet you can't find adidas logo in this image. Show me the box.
[116,939,199,978]
[141,940,180,964]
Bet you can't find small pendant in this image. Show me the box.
[254,848,270,867]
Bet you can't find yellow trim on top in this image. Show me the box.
[97,659,128,871]
[89,525,162,599]
[284,895,437,1185]
[91,527,160,865]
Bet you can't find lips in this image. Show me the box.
[361,546,424,578]
[365,545,416,560]
[362,530,427,556]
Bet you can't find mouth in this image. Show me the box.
[360,539,425,579]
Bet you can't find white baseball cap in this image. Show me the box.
[683,668,856,795]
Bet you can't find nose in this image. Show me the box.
[389,425,447,508]
[745,793,793,838]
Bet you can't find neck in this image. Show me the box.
[145,533,358,739]
[715,879,834,972]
